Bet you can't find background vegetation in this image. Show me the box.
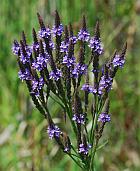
[0,0,140,170]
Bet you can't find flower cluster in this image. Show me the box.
[72,63,87,78]
[18,69,32,81]
[98,112,111,123]
[89,36,103,55]
[78,143,92,155]
[49,69,62,81]
[32,53,49,71]
[12,11,126,170]
[52,24,64,36]
[60,41,69,53]
[62,55,76,67]
[78,29,90,42]
[112,54,125,68]
[98,75,113,95]
[81,83,97,94]
[72,113,85,124]
[12,40,20,55]
[47,125,62,139]
[38,27,51,38]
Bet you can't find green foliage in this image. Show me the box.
[0,0,140,170]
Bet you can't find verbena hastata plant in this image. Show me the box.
[12,11,126,171]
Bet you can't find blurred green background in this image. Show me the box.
[0,0,140,170]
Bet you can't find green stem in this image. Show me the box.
[62,98,78,137]
[50,95,65,109]
[68,154,85,170]
[89,139,99,171]
[89,96,102,171]
[89,98,105,171]
[90,95,97,143]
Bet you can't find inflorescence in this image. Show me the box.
[12,11,127,170]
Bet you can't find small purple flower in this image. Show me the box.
[69,36,77,44]
[12,40,20,55]
[78,143,91,155]
[32,79,38,91]
[38,27,51,39]
[43,41,55,50]
[49,40,55,50]
[72,63,87,78]
[47,125,62,139]
[98,112,111,123]
[62,55,75,67]
[20,53,29,64]
[60,41,69,53]
[52,24,64,36]
[19,46,32,64]
[91,68,99,73]
[32,42,39,51]
[32,53,49,71]
[64,147,71,153]
[78,64,87,74]
[32,61,41,71]
[77,29,90,42]
[89,37,103,55]
[18,69,32,81]
[31,77,44,96]
[81,84,97,94]
[38,77,44,89]
[72,114,85,124]
[49,69,62,81]
[37,53,49,65]
[98,75,113,95]
[112,54,125,68]
[81,84,93,93]
[25,45,33,57]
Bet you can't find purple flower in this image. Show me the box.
[38,27,51,38]
[77,29,90,42]
[26,45,33,57]
[60,41,69,53]
[18,69,32,81]
[98,75,113,95]
[12,40,20,55]
[69,36,77,44]
[60,36,77,53]
[62,55,75,67]
[47,125,61,139]
[72,63,87,78]
[49,41,55,50]
[52,24,63,36]
[72,114,85,124]
[32,53,49,71]
[32,61,41,71]
[20,53,29,64]
[38,77,44,89]
[49,69,62,81]
[81,84,90,91]
[32,42,39,51]
[81,84,97,94]
[98,112,111,123]
[32,79,38,91]
[78,143,91,155]
[37,53,49,65]
[89,37,103,55]
[91,68,99,73]
[112,54,125,68]
[32,77,44,90]
[19,46,32,64]
[64,147,71,153]
[31,77,44,96]
[43,41,55,50]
